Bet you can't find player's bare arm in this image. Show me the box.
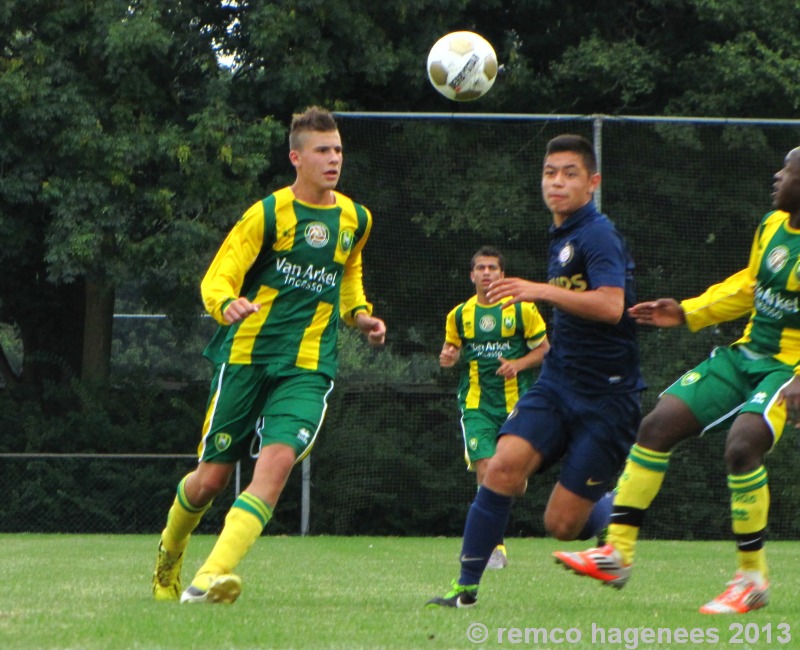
[355,312,386,346]
[223,297,262,324]
[628,298,686,328]
[496,338,549,378]
[487,277,624,324]
[439,342,460,368]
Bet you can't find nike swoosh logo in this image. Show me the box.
[738,537,763,549]
[586,478,603,486]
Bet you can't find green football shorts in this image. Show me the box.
[663,345,794,445]
[460,408,507,470]
[198,363,334,464]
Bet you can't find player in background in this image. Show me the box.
[554,146,800,614]
[428,134,644,608]
[152,106,386,604]
[440,246,549,569]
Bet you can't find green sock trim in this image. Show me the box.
[232,492,273,527]
[629,444,670,472]
[728,467,768,494]
[176,476,209,513]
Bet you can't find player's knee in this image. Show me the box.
[724,416,772,474]
[543,512,582,541]
[638,396,700,451]
[724,436,762,474]
[637,409,686,451]
[484,457,526,496]
[188,468,231,503]
[637,411,668,447]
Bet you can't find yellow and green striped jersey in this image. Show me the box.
[682,210,800,371]
[445,297,547,414]
[201,187,373,378]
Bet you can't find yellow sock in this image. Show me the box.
[194,492,272,580]
[161,476,212,554]
[729,467,769,581]
[608,444,670,565]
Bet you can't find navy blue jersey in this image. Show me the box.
[538,201,645,395]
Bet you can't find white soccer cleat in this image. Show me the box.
[180,573,242,604]
[486,544,508,570]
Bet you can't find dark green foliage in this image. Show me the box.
[3,376,799,538]
[7,0,800,387]
[305,387,469,535]
[4,2,800,539]
[0,0,281,386]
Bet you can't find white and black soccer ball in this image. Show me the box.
[426,31,498,101]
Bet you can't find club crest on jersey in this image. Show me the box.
[468,437,478,451]
[558,243,574,266]
[767,246,789,273]
[680,371,702,386]
[479,314,496,332]
[339,229,355,253]
[503,315,515,329]
[214,433,232,452]
[304,222,330,248]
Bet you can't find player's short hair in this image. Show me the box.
[545,134,598,175]
[289,106,338,151]
[471,245,505,272]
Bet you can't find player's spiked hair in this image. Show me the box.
[546,134,598,175]
[470,245,505,272]
[289,106,338,151]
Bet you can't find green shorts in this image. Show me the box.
[199,363,334,463]
[460,408,507,470]
[663,345,794,445]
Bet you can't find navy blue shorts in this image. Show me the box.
[498,379,641,501]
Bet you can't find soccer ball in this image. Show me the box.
[426,31,498,101]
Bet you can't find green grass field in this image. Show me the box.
[1,535,797,649]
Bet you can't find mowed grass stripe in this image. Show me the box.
[0,535,796,649]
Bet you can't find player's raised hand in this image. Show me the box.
[223,297,262,324]
[628,298,685,327]
[487,277,544,306]
[439,343,460,367]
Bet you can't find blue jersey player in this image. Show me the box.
[427,134,645,608]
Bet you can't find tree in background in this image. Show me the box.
[0,0,280,389]
[219,0,800,118]
[3,0,800,392]
[2,0,800,536]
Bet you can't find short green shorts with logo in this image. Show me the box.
[198,363,334,463]
[460,408,508,470]
[662,345,794,444]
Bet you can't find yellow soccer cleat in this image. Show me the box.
[152,540,184,601]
